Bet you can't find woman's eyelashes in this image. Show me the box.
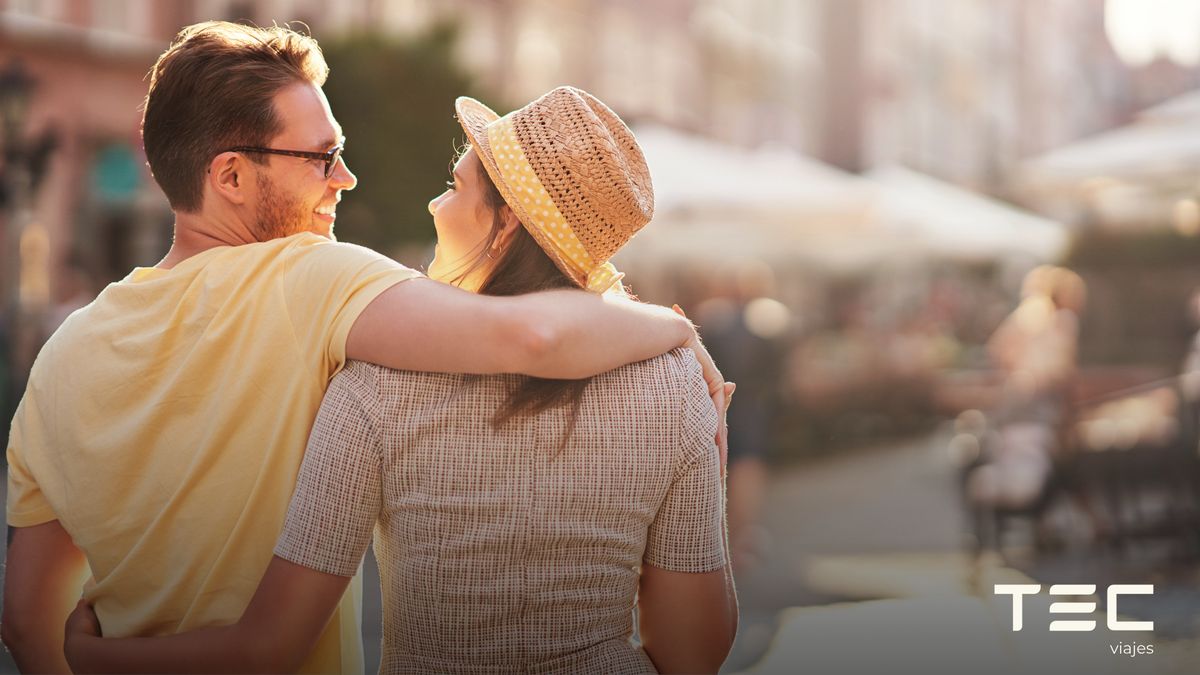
[445,179,456,191]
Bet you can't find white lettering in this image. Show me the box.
[1107,585,1155,632]
[1048,584,1096,632]
[994,584,1041,631]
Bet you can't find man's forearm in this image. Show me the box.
[516,292,693,378]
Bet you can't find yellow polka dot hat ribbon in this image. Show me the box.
[455,87,654,295]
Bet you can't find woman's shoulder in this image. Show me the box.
[593,348,709,413]
[601,347,702,384]
[336,360,477,406]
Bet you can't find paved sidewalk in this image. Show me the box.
[724,431,1200,675]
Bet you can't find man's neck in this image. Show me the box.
[158,212,259,269]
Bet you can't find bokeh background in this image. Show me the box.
[3,1,1200,673]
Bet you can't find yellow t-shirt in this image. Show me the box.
[6,232,420,674]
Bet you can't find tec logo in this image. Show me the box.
[993,584,1154,632]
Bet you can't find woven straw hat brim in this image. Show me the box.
[455,96,589,288]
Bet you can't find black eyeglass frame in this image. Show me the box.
[224,138,345,178]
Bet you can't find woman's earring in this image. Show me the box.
[486,247,501,260]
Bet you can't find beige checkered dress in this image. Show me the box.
[275,348,727,674]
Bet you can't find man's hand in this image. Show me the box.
[672,305,735,474]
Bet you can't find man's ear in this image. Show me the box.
[207,151,250,206]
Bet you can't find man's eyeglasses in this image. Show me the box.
[224,138,345,178]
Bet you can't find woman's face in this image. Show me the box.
[428,148,495,289]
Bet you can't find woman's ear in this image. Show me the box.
[496,207,522,248]
[207,152,249,206]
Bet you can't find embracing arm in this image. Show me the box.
[65,557,348,674]
[2,521,91,673]
[66,369,383,674]
[346,278,701,379]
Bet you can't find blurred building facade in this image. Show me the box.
[836,0,1200,190]
[313,0,1200,193]
[4,0,1200,353]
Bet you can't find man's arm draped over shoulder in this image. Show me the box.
[346,277,699,378]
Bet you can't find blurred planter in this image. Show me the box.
[772,373,940,462]
[1065,229,1200,370]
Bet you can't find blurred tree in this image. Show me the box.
[320,22,500,253]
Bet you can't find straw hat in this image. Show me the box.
[455,86,654,294]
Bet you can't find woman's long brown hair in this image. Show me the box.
[459,157,594,443]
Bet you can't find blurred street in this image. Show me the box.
[721,429,1200,675]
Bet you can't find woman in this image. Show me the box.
[66,86,737,674]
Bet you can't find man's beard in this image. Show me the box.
[254,171,312,241]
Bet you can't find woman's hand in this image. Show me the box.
[64,599,101,673]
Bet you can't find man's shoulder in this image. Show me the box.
[274,233,418,279]
[278,233,385,260]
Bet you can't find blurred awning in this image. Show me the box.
[1016,89,1200,228]
[866,166,1070,262]
[621,125,892,273]
[1020,88,1200,189]
[619,126,1068,273]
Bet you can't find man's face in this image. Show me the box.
[251,81,356,240]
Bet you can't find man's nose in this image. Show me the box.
[329,156,357,191]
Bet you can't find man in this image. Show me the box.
[2,22,722,674]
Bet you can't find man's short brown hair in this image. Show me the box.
[141,21,329,212]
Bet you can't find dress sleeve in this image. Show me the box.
[643,351,728,573]
[274,362,383,577]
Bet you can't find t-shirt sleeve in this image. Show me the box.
[6,388,59,528]
[275,363,383,577]
[643,351,728,573]
[281,238,422,380]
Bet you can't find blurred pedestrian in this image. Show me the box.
[697,261,786,569]
[965,266,1086,545]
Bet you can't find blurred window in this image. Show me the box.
[8,0,64,20]
[91,0,151,36]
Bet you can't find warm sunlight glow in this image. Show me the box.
[1106,0,1200,66]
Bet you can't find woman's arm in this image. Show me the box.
[66,369,384,674]
[638,353,737,673]
[639,564,737,674]
[65,557,349,674]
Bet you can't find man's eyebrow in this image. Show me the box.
[317,129,344,150]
